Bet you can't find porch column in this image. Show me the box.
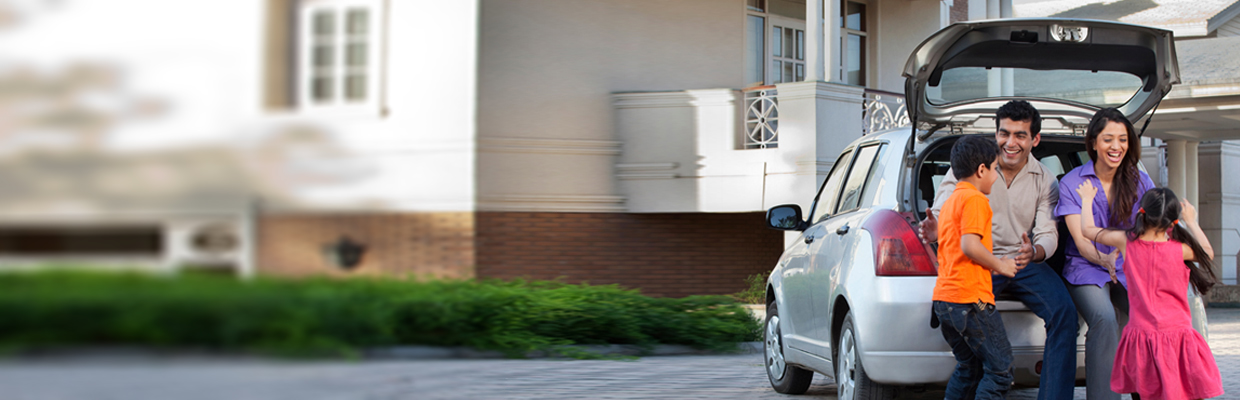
[968,0,987,20]
[1166,139,1187,200]
[825,0,841,82]
[776,81,865,184]
[1139,137,1164,186]
[240,199,259,280]
[806,0,826,81]
[1186,141,1199,206]
[985,0,1014,96]
[160,222,182,276]
[985,0,1013,17]
[1197,142,1240,285]
[775,81,864,249]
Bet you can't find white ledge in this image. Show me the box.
[616,162,678,171]
[478,137,622,156]
[1201,192,1240,205]
[1198,142,1240,158]
[775,81,866,103]
[796,159,836,175]
[617,173,679,180]
[612,91,696,109]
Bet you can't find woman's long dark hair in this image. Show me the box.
[1085,108,1142,228]
[1125,188,1218,295]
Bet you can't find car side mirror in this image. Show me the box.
[766,204,807,231]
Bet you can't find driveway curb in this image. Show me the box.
[363,341,764,360]
[2,343,765,362]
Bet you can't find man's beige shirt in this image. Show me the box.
[932,157,1060,258]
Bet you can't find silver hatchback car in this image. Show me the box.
[761,19,1208,399]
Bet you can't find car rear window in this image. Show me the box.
[929,67,1143,108]
[915,136,1089,220]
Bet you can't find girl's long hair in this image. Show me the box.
[1085,108,1142,228]
[1125,188,1218,295]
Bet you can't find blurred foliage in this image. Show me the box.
[0,271,759,358]
[731,271,769,305]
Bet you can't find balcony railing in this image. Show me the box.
[743,86,778,149]
[862,88,910,136]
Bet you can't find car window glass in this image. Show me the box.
[858,144,889,207]
[931,67,1142,108]
[914,138,952,218]
[836,144,881,213]
[1075,151,1090,166]
[811,149,853,223]
[917,160,950,216]
[1039,155,1065,176]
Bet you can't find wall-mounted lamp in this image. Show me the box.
[324,235,366,270]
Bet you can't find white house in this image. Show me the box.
[2,0,1236,297]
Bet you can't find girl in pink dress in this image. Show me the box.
[1075,182,1223,400]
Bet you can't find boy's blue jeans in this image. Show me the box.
[934,300,1014,400]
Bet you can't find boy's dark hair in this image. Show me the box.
[995,100,1041,135]
[950,135,999,180]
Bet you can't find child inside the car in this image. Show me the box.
[931,135,1020,400]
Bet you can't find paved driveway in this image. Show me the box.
[3,309,1240,400]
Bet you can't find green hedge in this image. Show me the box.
[0,272,759,358]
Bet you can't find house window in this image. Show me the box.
[746,13,765,87]
[745,0,806,87]
[299,0,383,111]
[772,24,805,84]
[841,0,867,86]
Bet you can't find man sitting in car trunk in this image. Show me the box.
[920,100,1078,400]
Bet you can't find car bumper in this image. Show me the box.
[850,276,1061,386]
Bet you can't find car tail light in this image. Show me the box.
[863,209,937,276]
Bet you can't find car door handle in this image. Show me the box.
[836,225,850,235]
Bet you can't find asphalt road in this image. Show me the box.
[3,308,1239,399]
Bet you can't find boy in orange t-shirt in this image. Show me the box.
[932,135,1020,400]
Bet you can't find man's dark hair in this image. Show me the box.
[950,135,999,180]
[995,100,1041,135]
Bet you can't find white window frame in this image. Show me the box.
[769,16,806,85]
[745,1,806,87]
[840,0,868,86]
[297,0,385,116]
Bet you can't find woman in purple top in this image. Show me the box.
[1055,108,1154,400]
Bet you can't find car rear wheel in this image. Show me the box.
[837,311,896,400]
[765,302,813,394]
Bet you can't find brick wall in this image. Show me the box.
[951,0,968,24]
[256,211,783,298]
[257,212,475,279]
[475,212,783,298]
